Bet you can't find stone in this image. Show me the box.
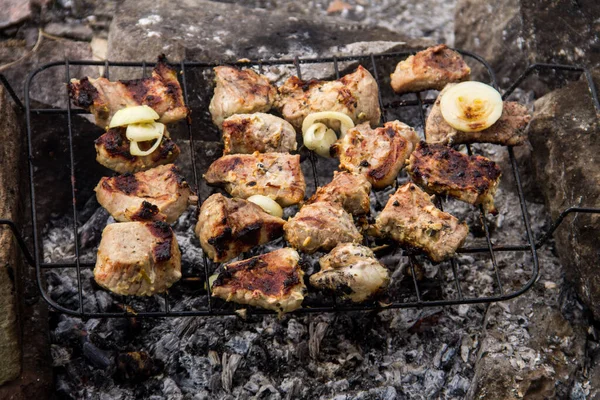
[0,86,22,385]
[44,22,94,41]
[527,69,600,320]
[454,0,600,89]
[0,0,30,29]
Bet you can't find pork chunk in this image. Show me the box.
[307,171,371,215]
[222,113,297,155]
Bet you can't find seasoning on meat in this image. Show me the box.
[94,221,182,296]
[204,153,306,207]
[209,66,277,128]
[284,202,362,254]
[195,193,285,263]
[374,183,469,262]
[276,65,381,131]
[334,120,420,189]
[310,243,389,302]
[95,164,193,223]
[69,55,188,128]
[211,248,306,314]
[306,171,371,215]
[390,44,471,94]
[407,142,502,214]
[222,113,297,155]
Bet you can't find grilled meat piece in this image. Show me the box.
[212,248,306,314]
[69,56,188,128]
[94,221,181,296]
[310,243,389,302]
[95,127,180,174]
[275,65,381,130]
[95,164,192,223]
[195,193,285,263]
[374,183,469,262]
[426,84,531,145]
[407,142,502,214]
[284,202,362,254]
[390,45,471,94]
[209,66,277,128]
[307,171,371,215]
[334,120,420,189]
[222,113,297,155]
[204,153,305,207]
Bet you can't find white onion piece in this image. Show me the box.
[129,130,164,156]
[109,105,159,128]
[440,82,503,132]
[126,122,165,142]
[303,122,338,158]
[247,195,284,218]
[302,111,355,138]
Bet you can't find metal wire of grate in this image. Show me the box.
[21,50,600,318]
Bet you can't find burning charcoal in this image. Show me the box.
[309,321,329,360]
[51,344,73,367]
[79,206,110,249]
[116,351,164,382]
[407,310,444,334]
[221,353,243,393]
[83,341,113,369]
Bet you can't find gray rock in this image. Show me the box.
[0,0,30,29]
[454,0,600,90]
[44,22,94,41]
[527,69,600,320]
[0,86,22,385]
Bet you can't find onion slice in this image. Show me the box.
[302,111,355,138]
[109,105,160,128]
[247,195,284,218]
[440,82,503,132]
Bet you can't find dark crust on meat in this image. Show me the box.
[169,164,188,188]
[131,201,160,221]
[213,253,300,296]
[408,142,501,195]
[147,221,173,262]
[95,127,180,162]
[207,220,284,260]
[68,77,98,109]
[112,173,138,194]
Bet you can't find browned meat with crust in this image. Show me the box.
[94,221,181,296]
[390,45,471,93]
[407,142,502,214]
[334,120,420,189]
[307,171,371,215]
[275,65,381,130]
[222,113,297,155]
[69,55,188,128]
[310,243,389,302]
[95,164,192,223]
[284,202,362,254]
[95,127,180,173]
[209,66,277,128]
[426,84,531,145]
[195,193,285,263]
[374,183,469,262]
[204,153,305,207]
[212,248,306,314]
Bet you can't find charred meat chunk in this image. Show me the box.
[94,221,181,296]
[204,153,305,207]
[211,248,306,314]
[209,66,277,128]
[95,164,192,223]
[374,183,469,262]
[69,55,188,128]
[306,171,371,215]
[275,65,381,130]
[426,84,531,146]
[390,45,471,93]
[95,127,180,174]
[195,193,285,263]
[284,202,362,254]
[222,113,297,155]
[407,142,502,214]
[310,243,389,302]
[334,120,420,189]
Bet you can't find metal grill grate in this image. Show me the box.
[20,50,600,318]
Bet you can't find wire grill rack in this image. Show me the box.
[15,49,600,318]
